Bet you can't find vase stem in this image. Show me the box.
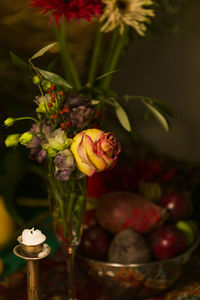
[66,246,78,300]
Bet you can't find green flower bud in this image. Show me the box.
[4,118,15,127]
[5,134,20,147]
[46,147,57,157]
[19,132,34,145]
[42,80,52,91]
[33,75,40,85]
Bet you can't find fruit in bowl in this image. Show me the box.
[149,224,187,260]
[159,190,193,223]
[95,191,167,234]
[78,190,199,298]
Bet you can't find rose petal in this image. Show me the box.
[71,132,96,176]
[82,128,104,142]
[84,134,107,172]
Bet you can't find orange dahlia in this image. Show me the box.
[30,0,103,23]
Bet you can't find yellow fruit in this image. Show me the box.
[0,259,4,274]
[0,196,16,247]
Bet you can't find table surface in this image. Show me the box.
[1,247,200,300]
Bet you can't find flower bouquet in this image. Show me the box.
[3,0,178,299]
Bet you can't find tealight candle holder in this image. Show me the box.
[13,228,51,300]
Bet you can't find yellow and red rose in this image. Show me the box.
[71,129,121,176]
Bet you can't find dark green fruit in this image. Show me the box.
[108,228,151,264]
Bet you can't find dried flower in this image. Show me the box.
[66,93,89,108]
[100,0,154,35]
[30,0,103,24]
[70,105,96,129]
[54,149,75,180]
[29,147,47,163]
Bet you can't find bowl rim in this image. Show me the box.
[78,236,200,267]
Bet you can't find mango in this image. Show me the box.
[96,191,167,235]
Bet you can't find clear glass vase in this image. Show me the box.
[48,170,87,300]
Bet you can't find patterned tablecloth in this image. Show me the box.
[1,247,200,300]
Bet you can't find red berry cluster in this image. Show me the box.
[46,86,72,133]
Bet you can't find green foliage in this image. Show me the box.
[38,69,73,91]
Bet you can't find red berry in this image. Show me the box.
[50,84,55,90]
[59,91,64,96]
[63,107,69,113]
[60,123,67,130]
[66,121,71,127]
[47,102,52,108]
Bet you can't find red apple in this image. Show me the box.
[79,225,110,260]
[150,224,187,260]
[159,190,193,223]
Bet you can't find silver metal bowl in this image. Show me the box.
[78,237,200,299]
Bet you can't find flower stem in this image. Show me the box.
[100,27,127,91]
[87,25,104,87]
[53,20,81,90]
[15,117,39,125]
[102,28,118,75]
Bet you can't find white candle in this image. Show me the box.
[21,227,46,245]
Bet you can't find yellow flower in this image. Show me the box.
[100,0,154,35]
[71,129,121,176]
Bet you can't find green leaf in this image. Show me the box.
[114,100,131,132]
[38,69,73,90]
[31,42,57,60]
[142,101,169,131]
[9,52,27,69]
[149,99,173,116]
[94,69,120,81]
[124,94,173,117]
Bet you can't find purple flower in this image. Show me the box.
[65,93,89,108]
[69,105,95,129]
[54,169,72,181]
[27,135,41,148]
[54,149,75,181]
[29,147,46,164]
[27,121,53,163]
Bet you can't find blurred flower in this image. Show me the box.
[29,147,47,163]
[27,122,53,163]
[5,134,20,147]
[100,0,154,35]
[70,105,96,129]
[30,0,103,24]
[19,132,34,145]
[34,94,51,113]
[43,128,72,151]
[65,93,90,108]
[71,128,121,176]
[54,149,75,180]
[4,118,15,127]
